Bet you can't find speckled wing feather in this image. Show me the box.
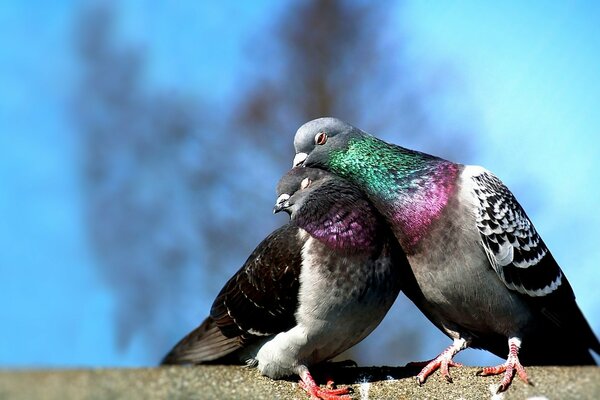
[466,167,600,364]
[210,223,303,342]
[466,169,600,364]
[471,170,563,298]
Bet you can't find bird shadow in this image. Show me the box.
[297,361,420,385]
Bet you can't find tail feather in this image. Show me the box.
[520,341,597,366]
[161,317,242,365]
[520,301,599,366]
[551,301,600,364]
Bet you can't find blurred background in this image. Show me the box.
[1,0,599,368]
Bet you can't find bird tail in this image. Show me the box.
[522,302,600,366]
[576,305,600,359]
[549,294,600,365]
[161,317,242,365]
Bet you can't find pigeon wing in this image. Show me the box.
[210,224,303,341]
[161,224,303,365]
[471,169,564,298]
[463,167,600,364]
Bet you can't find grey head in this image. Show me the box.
[274,167,384,252]
[273,167,331,218]
[292,117,366,168]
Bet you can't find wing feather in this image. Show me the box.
[466,167,599,359]
[162,224,303,364]
[469,168,563,297]
[210,224,303,340]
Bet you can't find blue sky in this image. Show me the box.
[404,1,600,308]
[1,1,598,367]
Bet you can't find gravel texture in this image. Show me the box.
[0,365,598,400]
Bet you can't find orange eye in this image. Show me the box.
[300,178,311,189]
[315,132,328,145]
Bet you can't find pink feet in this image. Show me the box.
[407,338,467,384]
[477,337,530,393]
[298,369,351,400]
[408,355,463,384]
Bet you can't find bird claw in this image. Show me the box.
[409,355,462,385]
[298,380,351,400]
[477,354,530,393]
[298,369,352,400]
[407,339,467,386]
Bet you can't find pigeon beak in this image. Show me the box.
[293,152,308,167]
[273,193,291,214]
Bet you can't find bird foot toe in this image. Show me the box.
[410,356,461,385]
[477,356,530,393]
[299,380,351,400]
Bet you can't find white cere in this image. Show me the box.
[300,177,311,189]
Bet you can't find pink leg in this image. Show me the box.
[477,337,530,393]
[298,367,352,400]
[406,338,467,384]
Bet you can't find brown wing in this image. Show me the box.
[211,224,303,339]
[162,224,303,364]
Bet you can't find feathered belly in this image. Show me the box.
[254,236,401,378]
[407,242,534,339]
[295,237,401,363]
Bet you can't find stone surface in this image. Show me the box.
[0,365,599,400]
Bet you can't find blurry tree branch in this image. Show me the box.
[72,0,476,365]
[72,5,271,359]
[233,0,476,364]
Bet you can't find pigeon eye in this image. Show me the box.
[315,132,328,145]
[300,178,311,189]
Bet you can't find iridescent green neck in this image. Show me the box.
[327,136,459,250]
[329,136,440,197]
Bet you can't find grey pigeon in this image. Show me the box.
[162,167,406,399]
[292,117,600,392]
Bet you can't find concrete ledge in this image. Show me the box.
[0,365,598,400]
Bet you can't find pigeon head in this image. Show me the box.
[292,117,366,168]
[291,118,461,250]
[274,167,382,251]
[273,167,330,218]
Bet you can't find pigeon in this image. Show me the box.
[162,167,407,399]
[292,117,600,392]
